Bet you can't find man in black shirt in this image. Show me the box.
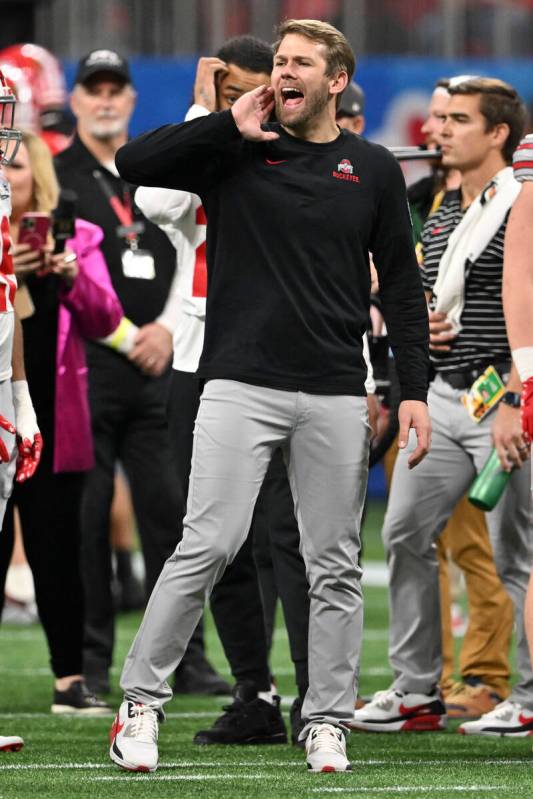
[55,50,228,698]
[109,20,430,774]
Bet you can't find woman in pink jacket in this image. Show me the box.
[0,131,123,714]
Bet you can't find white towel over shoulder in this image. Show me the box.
[433,166,520,332]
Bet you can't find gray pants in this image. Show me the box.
[384,375,533,707]
[121,379,370,731]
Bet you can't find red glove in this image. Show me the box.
[0,414,16,463]
[520,377,533,444]
[12,381,42,483]
[16,432,43,483]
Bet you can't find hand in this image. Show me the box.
[521,377,533,444]
[367,394,380,441]
[428,310,456,352]
[0,414,15,462]
[231,85,280,143]
[194,56,228,112]
[398,399,432,469]
[11,380,42,482]
[493,400,529,472]
[16,432,43,482]
[129,322,173,376]
[12,243,44,280]
[44,248,79,286]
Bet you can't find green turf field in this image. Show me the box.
[1,500,531,798]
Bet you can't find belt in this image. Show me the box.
[438,361,511,390]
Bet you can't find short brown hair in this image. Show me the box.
[448,77,526,163]
[274,19,355,83]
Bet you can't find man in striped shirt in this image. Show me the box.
[353,77,533,736]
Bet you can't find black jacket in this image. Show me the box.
[55,134,176,327]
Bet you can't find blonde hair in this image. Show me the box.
[274,19,355,82]
[21,130,59,213]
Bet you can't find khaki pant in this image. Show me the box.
[383,424,513,699]
[437,498,513,698]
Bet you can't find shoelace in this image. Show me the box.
[488,701,516,720]
[446,682,473,698]
[129,703,159,743]
[83,688,104,706]
[213,699,248,728]
[309,725,344,754]
[371,689,399,709]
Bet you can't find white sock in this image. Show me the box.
[258,689,276,705]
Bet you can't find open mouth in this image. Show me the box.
[281,87,305,109]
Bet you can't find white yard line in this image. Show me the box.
[311,788,507,794]
[1,759,530,772]
[0,665,392,677]
[88,774,265,782]
[0,712,216,719]
[0,761,303,772]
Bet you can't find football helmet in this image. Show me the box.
[0,68,21,166]
[0,44,72,154]
[0,44,67,115]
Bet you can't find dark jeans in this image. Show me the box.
[0,429,85,678]
[168,369,309,695]
[81,348,180,676]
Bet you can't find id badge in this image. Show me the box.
[461,365,505,423]
[122,249,155,280]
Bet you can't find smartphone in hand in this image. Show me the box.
[18,212,50,251]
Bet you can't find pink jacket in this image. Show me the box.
[53,218,123,473]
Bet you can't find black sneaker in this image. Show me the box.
[174,659,231,696]
[290,696,306,748]
[193,681,288,745]
[51,680,112,716]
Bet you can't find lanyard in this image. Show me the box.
[93,169,142,247]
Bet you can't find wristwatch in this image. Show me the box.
[500,391,521,408]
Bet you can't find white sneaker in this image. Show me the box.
[459,700,533,737]
[109,700,159,772]
[350,687,447,732]
[0,735,23,752]
[305,723,351,773]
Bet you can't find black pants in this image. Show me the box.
[0,429,85,678]
[168,369,310,695]
[81,349,181,676]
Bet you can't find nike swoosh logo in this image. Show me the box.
[265,159,287,165]
[109,717,124,742]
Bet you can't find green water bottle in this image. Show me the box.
[468,448,512,511]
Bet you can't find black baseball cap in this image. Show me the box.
[337,82,365,118]
[75,49,131,86]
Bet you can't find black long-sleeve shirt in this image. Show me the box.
[116,111,429,401]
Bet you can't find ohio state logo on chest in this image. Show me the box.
[332,158,360,183]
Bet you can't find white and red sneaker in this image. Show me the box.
[0,735,23,752]
[350,688,447,732]
[109,701,159,772]
[458,700,533,737]
[305,723,351,773]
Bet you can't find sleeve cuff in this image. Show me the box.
[400,390,428,404]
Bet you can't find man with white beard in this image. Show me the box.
[55,50,229,698]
